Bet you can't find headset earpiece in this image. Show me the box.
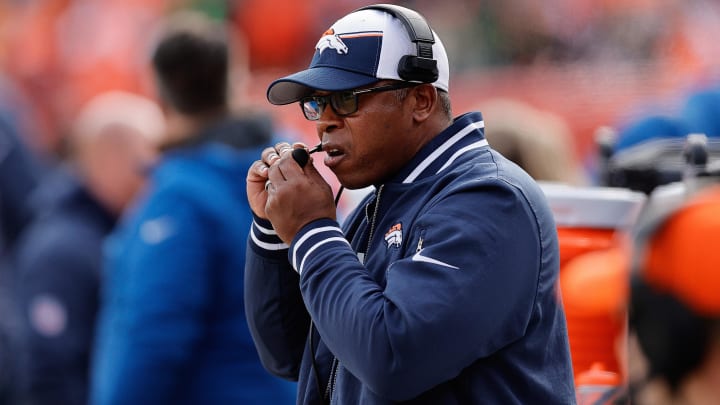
[356,4,439,83]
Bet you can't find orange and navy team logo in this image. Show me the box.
[384,223,403,248]
[315,28,384,56]
[316,28,348,55]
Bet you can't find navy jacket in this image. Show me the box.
[13,170,113,405]
[245,112,576,404]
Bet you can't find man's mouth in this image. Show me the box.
[326,148,343,157]
[322,144,346,168]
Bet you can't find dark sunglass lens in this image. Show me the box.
[331,91,358,116]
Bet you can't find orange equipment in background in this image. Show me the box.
[541,183,645,380]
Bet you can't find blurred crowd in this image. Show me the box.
[1,0,720,404]
[2,0,720,162]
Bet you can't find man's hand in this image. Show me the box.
[246,145,282,220]
[247,142,336,243]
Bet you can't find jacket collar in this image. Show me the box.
[160,115,273,153]
[388,112,487,184]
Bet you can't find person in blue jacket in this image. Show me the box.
[90,11,297,405]
[244,4,576,404]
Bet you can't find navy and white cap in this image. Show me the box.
[266,7,450,105]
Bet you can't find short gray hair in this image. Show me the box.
[395,86,452,120]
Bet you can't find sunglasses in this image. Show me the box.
[299,82,418,121]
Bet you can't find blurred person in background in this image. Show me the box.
[0,99,47,405]
[0,69,60,402]
[11,90,163,405]
[90,11,297,404]
[478,98,588,185]
[628,181,720,404]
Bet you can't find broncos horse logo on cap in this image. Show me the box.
[316,28,348,55]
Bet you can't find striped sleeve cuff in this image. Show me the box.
[290,218,350,275]
[249,214,289,252]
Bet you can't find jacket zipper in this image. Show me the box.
[324,357,339,403]
[365,185,384,256]
[324,185,384,404]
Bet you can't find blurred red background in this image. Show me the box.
[1,0,719,174]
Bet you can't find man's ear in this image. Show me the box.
[411,83,436,122]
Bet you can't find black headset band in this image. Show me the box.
[357,4,435,59]
[354,4,439,83]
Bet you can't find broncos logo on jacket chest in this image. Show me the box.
[384,223,403,249]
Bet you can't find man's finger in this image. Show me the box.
[247,160,269,181]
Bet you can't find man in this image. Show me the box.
[628,182,720,404]
[90,11,297,405]
[244,4,575,404]
[12,90,162,405]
